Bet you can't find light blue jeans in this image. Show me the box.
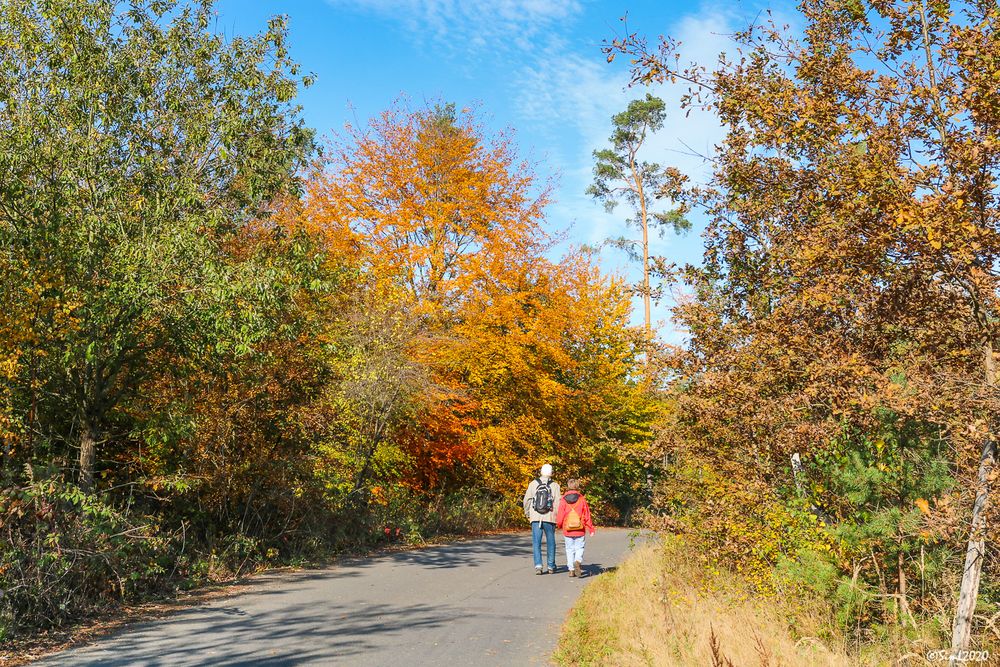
[564,535,585,568]
[531,521,556,570]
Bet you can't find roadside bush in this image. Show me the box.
[652,457,833,591]
[0,466,330,642]
[362,485,521,545]
[421,489,522,535]
[0,470,177,640]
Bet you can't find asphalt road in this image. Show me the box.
[35,528,636,666]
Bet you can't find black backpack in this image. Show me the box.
[532,479,554,514]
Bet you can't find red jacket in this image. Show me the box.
[555,491,595,537]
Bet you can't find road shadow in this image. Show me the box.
[582,563,616,578]
[35,530,635,666]
[381,533,529,569]
[40,598,458,666]
[222,533,534,600]
[532,562,616,579]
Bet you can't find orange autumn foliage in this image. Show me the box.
[295,100,553,490]
[302,100,551,317]
[294,100,654,507]
[399,393,480,490]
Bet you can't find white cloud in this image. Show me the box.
[327,0,582,51]
[327,0,764,343]
[512,9,734,227]
[507,7,741,343]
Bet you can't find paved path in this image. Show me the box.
[35,528,636,666]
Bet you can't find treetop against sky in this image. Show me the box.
[211,0,791,338]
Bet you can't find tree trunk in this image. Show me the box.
[78,418,98,492]
[949,437,996,660]
[898,549,912,628]
[790,452,804,496]
[871,549,894,625]
[641,208,651,337]
[949,342,997,662]
[631,155,652,337]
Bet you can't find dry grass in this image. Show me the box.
[555,537,871,667]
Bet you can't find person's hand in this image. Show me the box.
[590,530,596,536]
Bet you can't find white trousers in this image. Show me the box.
[564,535,585,566]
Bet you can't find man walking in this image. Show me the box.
[523,463,560,574]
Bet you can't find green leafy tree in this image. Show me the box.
[587,93,688,336]
[0,0,315,489]
[802,415,955,629]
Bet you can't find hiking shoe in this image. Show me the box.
[574,561,583,578]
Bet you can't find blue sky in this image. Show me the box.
[212,0,787,339]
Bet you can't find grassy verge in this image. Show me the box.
[555,536,859,667]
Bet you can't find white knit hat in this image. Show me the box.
[540,463,553,477]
